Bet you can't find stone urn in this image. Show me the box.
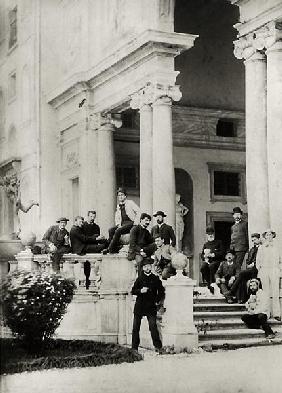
[171,252,188,278]
[19,231,37,252]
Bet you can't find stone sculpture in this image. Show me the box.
[175,193,189,252]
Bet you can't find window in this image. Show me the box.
[116,166,139,191]
[8,7,17,49]
[208,163,246,203]
[8,72,16,100]
[216,119,236,137]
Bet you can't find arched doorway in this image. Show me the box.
[175,168,194,272]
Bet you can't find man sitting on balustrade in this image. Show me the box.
[153,235,176,280]
[104,188,140,254]
[151,211,176,247]
[42,217,71,272]
[83,210,108,247]
[70,216,106,255]
[128,213,156,274]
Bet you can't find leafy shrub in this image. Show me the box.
[1,270,76,348]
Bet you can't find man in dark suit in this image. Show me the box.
[83,210,107,248]
[131,258,165,353]
[230,206,249,268]
[127,213,156,273]
[70,216,105,255]
[200,226,224,293]
[228,233,260,303]
[42,217,71,272]
[151,211,176,247]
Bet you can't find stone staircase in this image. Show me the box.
[194,291,282,349]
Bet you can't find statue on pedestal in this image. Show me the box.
[175,193,189,252]
[0,174,39,238]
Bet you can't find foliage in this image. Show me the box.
[1,270,76,347]
[1,338,143,374]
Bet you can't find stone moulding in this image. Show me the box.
[47,29,198,111]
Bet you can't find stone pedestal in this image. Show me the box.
[244,51,270,233]
[266,40,282,245]
[162,272,198,350]
[15,249,37,271]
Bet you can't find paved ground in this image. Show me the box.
[1,345,282,393]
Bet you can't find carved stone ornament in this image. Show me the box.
[130,82,182,109]
[234,21,282,60]
[89,112,122,130]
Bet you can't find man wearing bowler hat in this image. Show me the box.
[131,258,165,353]
[230,207,249,268]
[151,210,176,247]
[42,217,71,272]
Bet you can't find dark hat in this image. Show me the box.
[140,258,153,267]
[251,233,260,239]
[117,187,127,196]
[206,226,215,234]
[232,207,243,215]
[225,249,236,256]
[140,212,152,221]
[153,211,167,217]
[56,217,69,223]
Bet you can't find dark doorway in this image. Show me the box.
[214,221,232,253]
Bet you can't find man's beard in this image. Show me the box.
[157,219,163,224]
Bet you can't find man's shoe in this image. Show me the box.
[227,298,234,304]
[102,248,109,255]
[266,333,276,339]
[208,286,214,295]
[155,347,164,355]
[274,316,281,321]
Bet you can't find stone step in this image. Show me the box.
[194,303,245,312]
[194,310,246,320]
[194,297,227,304]
[198,327,282,342]
[199,335,282,350]
[195,318,282,331]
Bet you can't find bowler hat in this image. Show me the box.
[206,226,215,234]
[140,258,153,267]
[56,217,69,223]
[153,211,167,217]
[232,207,243,215]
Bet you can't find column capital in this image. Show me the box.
[89,112,122,131]
[234,21,282,59]
[130,82,182,109]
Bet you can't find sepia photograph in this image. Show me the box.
[0,0,282,392]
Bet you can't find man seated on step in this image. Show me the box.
[70,216,106,255]
[153,235,177,280]
[241,278,276,339]
[227,233,260,304]
[200,226,224,294]
[127,213,156,275]
[215,250,240,303]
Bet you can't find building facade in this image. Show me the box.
[0,0,281,281]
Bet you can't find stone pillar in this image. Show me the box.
[131,88,153,214]
[15,249,37,271]
[94,113,122,236]
[265,25,282,244]
[234,38,270,234]
[152,84,182,228]
[162,273,198,350]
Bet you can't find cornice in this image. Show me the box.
[47,30,197,109]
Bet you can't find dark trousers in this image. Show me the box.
[51,245,71,272]
[230,267,258,302]
[241,313,274,336]
[132,313,162,350]
[234,251,247,268]
[201,261,220,286]
[84,243,107,253]
[108,222,133,253]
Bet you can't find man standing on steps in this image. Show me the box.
[241,278,276,339]
[131,258,165,353]
[230,207,249,268]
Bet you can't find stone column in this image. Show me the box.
[265,24,282,244]
[234,37,270,234]
[94,113,122,236]
[131,88,153,214]
[151,84,182,228]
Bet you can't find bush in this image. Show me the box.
[1,270,76,348]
